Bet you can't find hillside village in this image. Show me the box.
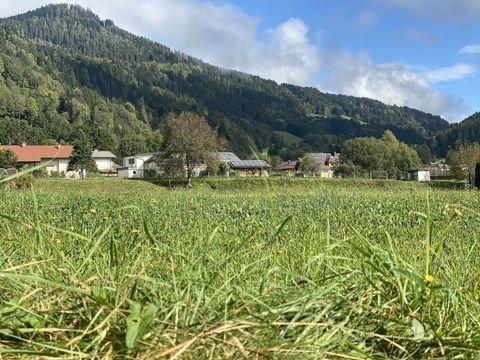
[0,143,339,179]
[0,143,447,182]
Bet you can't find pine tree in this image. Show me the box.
[68,135,97,179]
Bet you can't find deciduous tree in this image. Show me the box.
[446,142,480,186]
[162,112,224,185]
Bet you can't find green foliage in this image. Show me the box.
[446,142,480,185]
[0,179,479,357]
[299,153,321,176]
[0,149,17,168]
[342,130,421,178]
[162,112,223,184]
[68,135,97,178]
[0,4,457,160]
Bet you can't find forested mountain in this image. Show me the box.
[436,113,480,156]
[0,4,465,158]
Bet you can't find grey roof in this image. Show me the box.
[92,151,117,159]
[215,152,241,162]
[229,160,270,169]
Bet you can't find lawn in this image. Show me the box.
[1,178,480,358]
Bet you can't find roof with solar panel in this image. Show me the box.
[229,160,270,169]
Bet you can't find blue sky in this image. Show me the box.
[2,0,480,121]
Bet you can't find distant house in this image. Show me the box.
[92,150,118,177]
[309,152,340,166]
[0,144,81,178]
[408,170,431,182]
[118,153,159,179]
[276,160,299,176]
[229,160,270,177]
[214,152,241,162]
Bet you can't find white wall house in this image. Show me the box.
[92,150,118,176]
[0,144,82,178]
[118,153,159,179]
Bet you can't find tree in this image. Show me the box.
[446,142,480,186]
[299,153,321,176]
[162,112,224,185]
[68,136,97,179]
[0,149,17,168]
[205,155,220,176]
[341,131,421,178]
[475,162,480,189]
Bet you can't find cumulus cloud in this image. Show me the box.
[424,63,476,83]
[0,0,469,119]
[322,52,466,120]
[376,0,480,20]
[460,45,480,54]
[0,0,322,86]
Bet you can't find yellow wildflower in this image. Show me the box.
[132,229,140,235]
[90,208,97,214]
[454,208,463,217]
[55,239,61,246]
[424,274,434,283]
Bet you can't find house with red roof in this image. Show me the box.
[0,143,80,177]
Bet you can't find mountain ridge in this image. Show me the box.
[0,4,474,159]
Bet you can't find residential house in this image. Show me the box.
[276,160,299,176]
[309,152,340,166]
[0,144,81,178]
[117,153,159,179]
[214,152,241,162]
[229,160,270,177]
[92,150,118,177]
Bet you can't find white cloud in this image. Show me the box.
[0,0,469,119]
[424,63,476,83]
[322,51,466,120]
[460,45,480,54]
[376,0,480,20]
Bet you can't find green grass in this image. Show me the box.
[1,178,480,358]
[273,131,303,146]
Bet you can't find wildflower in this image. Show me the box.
[424,274,434,283]
[90,208,97,214]
[55,239,61,246]
[132,229,140,235]
[454,208,463,217]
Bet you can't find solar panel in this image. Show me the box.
[229,160,269,169]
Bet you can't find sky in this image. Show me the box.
[1,0,480,122]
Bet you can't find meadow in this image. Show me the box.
[1,177,480,359]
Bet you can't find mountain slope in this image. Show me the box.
[0,4,451,158]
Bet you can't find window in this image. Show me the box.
[128,158,135,165]
[133,171,137,175]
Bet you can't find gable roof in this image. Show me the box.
[229,160,270,169]
[214,152,241,162]
[0,145,73,162]
[276,160,298,171]
[92,150,117,159]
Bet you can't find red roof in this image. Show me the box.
[0,145,73,162]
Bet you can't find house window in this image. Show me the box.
[133,171,137,175]
[128,158,135,166]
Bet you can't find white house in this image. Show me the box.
[92,150,118,176]
[118,153,159,179]
[408,170,431,182]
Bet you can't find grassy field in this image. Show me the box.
[1,177,480,358]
